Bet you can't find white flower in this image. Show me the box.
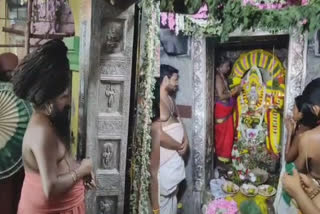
[240,175,246,180]
[250,176,257,182]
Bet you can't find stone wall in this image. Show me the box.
[305,38,320,86]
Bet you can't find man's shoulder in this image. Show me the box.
[29,114,56,138]
[215,74,224,84]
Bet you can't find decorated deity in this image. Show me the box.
[229,49,286,179]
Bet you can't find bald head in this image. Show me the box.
[0,53,18,82]
[0,53,18,72]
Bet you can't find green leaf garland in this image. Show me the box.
[171,0,320,41]
[129,0,160,213]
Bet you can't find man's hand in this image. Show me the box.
[231,85,242,96]
[178,137,188,156]
[282,169,304,196]
[300,173,319,195]
[285,116,296,134]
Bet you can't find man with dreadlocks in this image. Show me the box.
[13,39,95,214]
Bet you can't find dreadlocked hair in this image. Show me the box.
[12,39,70,107]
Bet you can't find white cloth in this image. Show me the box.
[160,122,186,214]
[160,122,184,166]
[160,153,185,214]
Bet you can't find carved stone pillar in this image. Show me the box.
[191,37,207,212]
[274,31,307,210]
[79,1,135,213]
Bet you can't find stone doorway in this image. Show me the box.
[185,31,307,213]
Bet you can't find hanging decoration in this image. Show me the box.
[161,3,222,37]
[160,0,320,41]
[243,0,293,10]
[129,0,159,213]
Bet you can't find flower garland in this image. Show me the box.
[161,4,222,37]
[243,0,292,10]
[238,67,266,144]
[129,0,159,213]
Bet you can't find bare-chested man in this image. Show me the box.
[11,40,95,214]
[214,56,241,168]
[160,64,188,214]
[276,78,320,214]
[294,78,320,181]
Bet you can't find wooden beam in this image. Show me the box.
[0,44,39,48]
[2,27,24,36]
[2,27,75,39]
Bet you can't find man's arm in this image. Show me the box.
[283,169,320,214]
[160,127,182,150]
[294,133,308,171]
[286,132,299,163]
[216,75,231,101]
[295,190,320,214]
[32,124,89,199]
[174,102,189,155]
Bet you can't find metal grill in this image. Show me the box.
[0,0,74,55]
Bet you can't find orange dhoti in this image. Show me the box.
[18,172,85,214]
[214,99,235,161]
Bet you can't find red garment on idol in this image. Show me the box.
[214,100,235,159]
[18,172,85,214]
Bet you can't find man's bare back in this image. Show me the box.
[22,113,78,176]
[295,126,320,179]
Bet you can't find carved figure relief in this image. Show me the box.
[105,84,116,112]
[102,143,114,169]
[99,198,113,214]
[103,21,124,54]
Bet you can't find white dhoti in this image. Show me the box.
[160,123,186,214]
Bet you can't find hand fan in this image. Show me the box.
[0,82,33,180]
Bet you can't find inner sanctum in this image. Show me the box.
[213,35,288,187]
[160,29,309,213]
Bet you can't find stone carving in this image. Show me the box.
[99,60,130,76]
[102,20,125,54]
[102,143,114,169]
[285,31,306,119]
[98,198,114,214]
[105,84,116,112]
[192,37,206,192]
[98,119,122,136]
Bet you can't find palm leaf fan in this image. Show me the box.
[0,82,33,180]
